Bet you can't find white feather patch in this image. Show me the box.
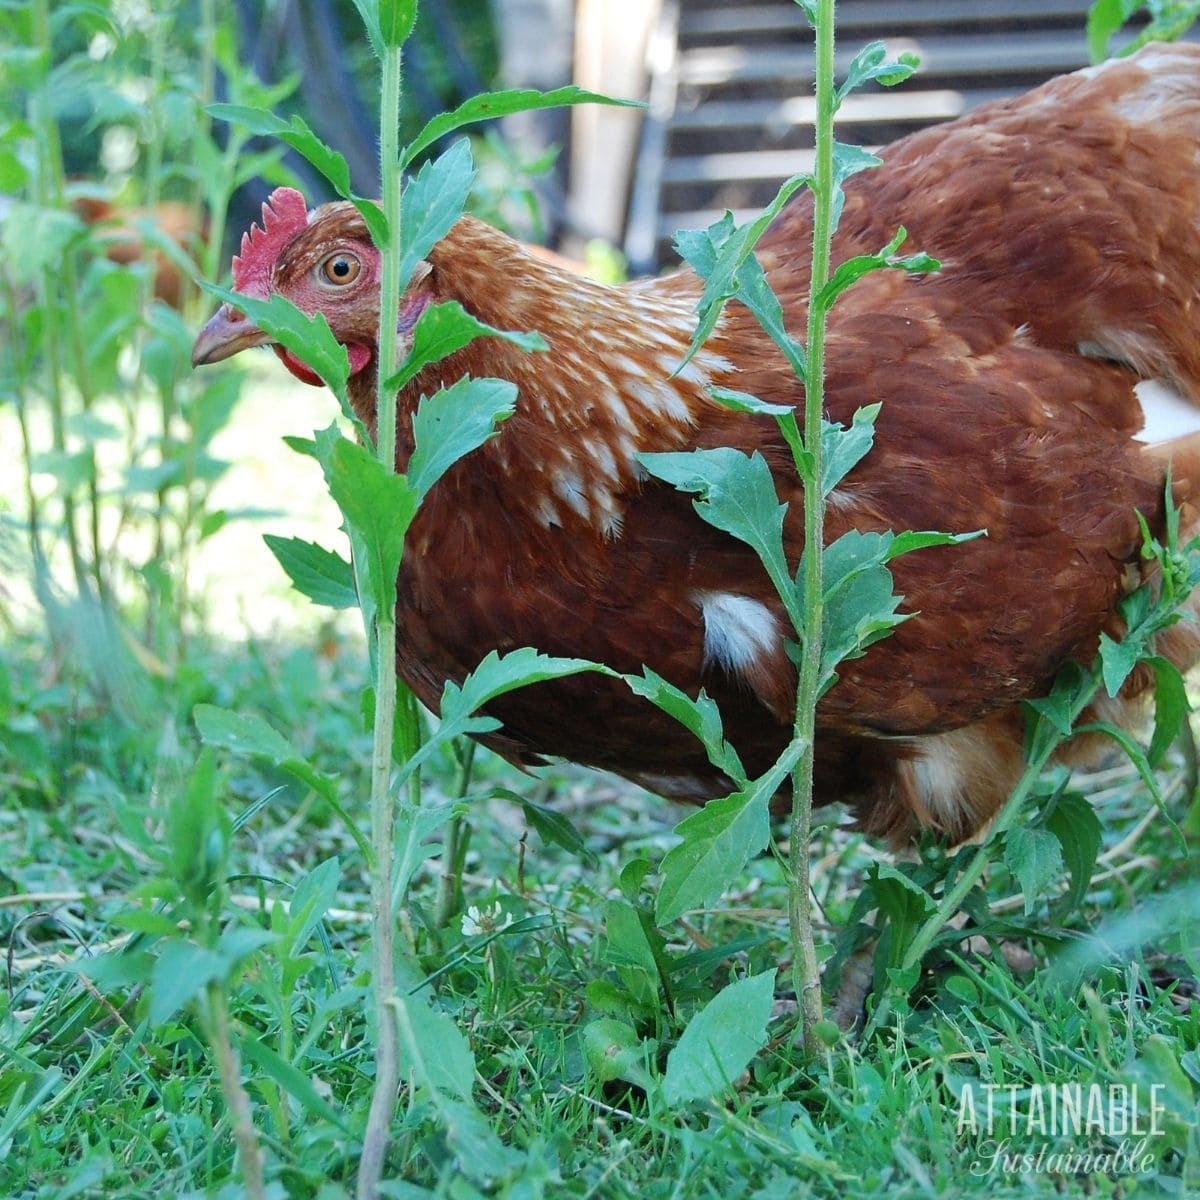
[698,592,780,676]
[1134,379,1200,443]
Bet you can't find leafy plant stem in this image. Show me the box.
[358,41,406,1200]
[33,0,110,606]
[863,677,1101,1039]
[434,740,477,930]
[3,269,46,580]
[191,0,217,314]
[788,0,836,1046]
[144,3,177,647]
[29,0,89,603]
[201,981,266,1200]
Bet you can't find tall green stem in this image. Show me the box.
[203,982,267,1200]
[358,43,408,1200]
[4,270,47,580]
[788,0,836,1045]
[434,740,477,930]
[29,0,89,602]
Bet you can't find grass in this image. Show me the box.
[1,541,1197,1196]
[1,361,1197,1198]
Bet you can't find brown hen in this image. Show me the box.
[194,44,1200,842]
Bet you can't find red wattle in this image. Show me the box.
[272,343,372,388]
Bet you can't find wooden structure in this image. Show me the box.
[620,0,1102,271]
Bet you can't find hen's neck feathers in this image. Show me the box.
[365,217,743,537]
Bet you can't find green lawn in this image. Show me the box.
[1,503,1197,1195]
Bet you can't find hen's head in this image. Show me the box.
[192,187,390,386]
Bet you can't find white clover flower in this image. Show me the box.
[461,902,514,938]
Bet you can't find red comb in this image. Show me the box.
[231,187,310,297]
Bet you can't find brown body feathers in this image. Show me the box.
[196,44,1200,842]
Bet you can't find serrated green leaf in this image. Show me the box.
[656,740,803,925]
[1005,826,1064,914]
[822,404,879,496]
[286,856,341,955]
[831,141,883,229]
[395,799,460,901]
[399,139,475,289]
[406,376,518,503]
[193,704,370,861]
[440,649,605,730]
[205,102,288,137]
[1024,660,1090,744]
[817,228,938,309]
[886,529,984,559]
[207,104,351,196]
[502,791,596,865]
[348,0,384,57]
[624,668,747,785]
[661,970,776,1104]
[351,196,390,249]
[1098,630,1141,697]
[315,429,418,615]
[238,1029,348,1129]
[194,703,297,763]
[837,41,920,105]
[1145,655,1191,766]
[384,300,548,392]
[1086,0,1143,63]
[389,990,476,1101]
[149,942,226,1024]
[396,649,609,786]
[199,282,352,413]
[1044,792,1101,911]
[638,447,796,622]
[263,534,357,609]
[818,530,909,680]
[674,181,810,375]
[403,86,644,167]
[708,387,793,418]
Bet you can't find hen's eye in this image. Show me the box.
[320,253,361,285]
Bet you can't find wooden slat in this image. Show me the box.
[677,31,1089,87]
[668,87,996,131]
[657,207,763,239]
[679,0,1091,40]
[663,146,828,184]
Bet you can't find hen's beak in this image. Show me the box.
[191,303,271,366]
